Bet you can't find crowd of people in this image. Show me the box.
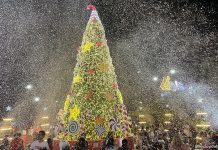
[1,126,218,150]
[0,131,130,150]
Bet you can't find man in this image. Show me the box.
[3,135,9,150]
[9,133,24,150]
[31,131,50,150]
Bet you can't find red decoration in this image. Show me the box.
[112,83,118,89]
[87,4,96,10]
[96,41,103,47]
[87,69,95,75]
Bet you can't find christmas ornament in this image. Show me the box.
[68,121,80,134]
[95,125,105,136]
[73,75,82,84]
[6,106,12,112]
[87,69,95,75]
[109,118,120,131]
[82,42,94,53]
[98,63,109,72]
[86,91,94,100]
[96,41,103,47]
[160,76,171,91]
[95,116,104,125]
[69,105,80,121]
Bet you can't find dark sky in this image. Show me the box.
[0,0,218,126]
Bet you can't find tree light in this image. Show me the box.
[34,97,40,102]
[25,84,33,90]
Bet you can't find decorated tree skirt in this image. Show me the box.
[53,137,134,150]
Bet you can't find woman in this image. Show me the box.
[118,139,130,150]
[169,134,189,150]
[73,137,88,150]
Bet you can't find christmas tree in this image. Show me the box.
[60,5,131,140]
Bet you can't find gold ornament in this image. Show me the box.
[98,63,109,72]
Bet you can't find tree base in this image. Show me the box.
[53,137,134,150]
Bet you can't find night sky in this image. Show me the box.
[0,0,218,127]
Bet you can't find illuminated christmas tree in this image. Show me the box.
[60,5,131,140]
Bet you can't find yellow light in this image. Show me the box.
[42,116,49,119]
[45,131,49,134]
[139,115,144,117]
[0,128,12,131]
[165,113,173,117]
[196,136,202,140]
[139,121,146,124]
[164,129,169,132]
[196,112,207,115]
[164,121,171,124]
[3,118,13,121]
[196,124,210,127]
[40,124,49,127]
[138,129,146,131]
[0,138,3,141]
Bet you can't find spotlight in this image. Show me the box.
[170,69,176,74]
[34,97,40,102]
[25,84,33,90]
[153,77,158,81]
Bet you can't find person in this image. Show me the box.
[9,133,24,150]
[2,135,10,150]
[47,138,53,150]
[169,134,189,150]
[163,132,169,150]
[72,137,88,150]
[30,130,50,150]
[141,127,150,150]
[118,139,129,150]
[102,132,114,150]
[80,133,88,148]
[103,138,116,150]
[59,140,70,150]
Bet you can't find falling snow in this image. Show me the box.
[0,0,218,129]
